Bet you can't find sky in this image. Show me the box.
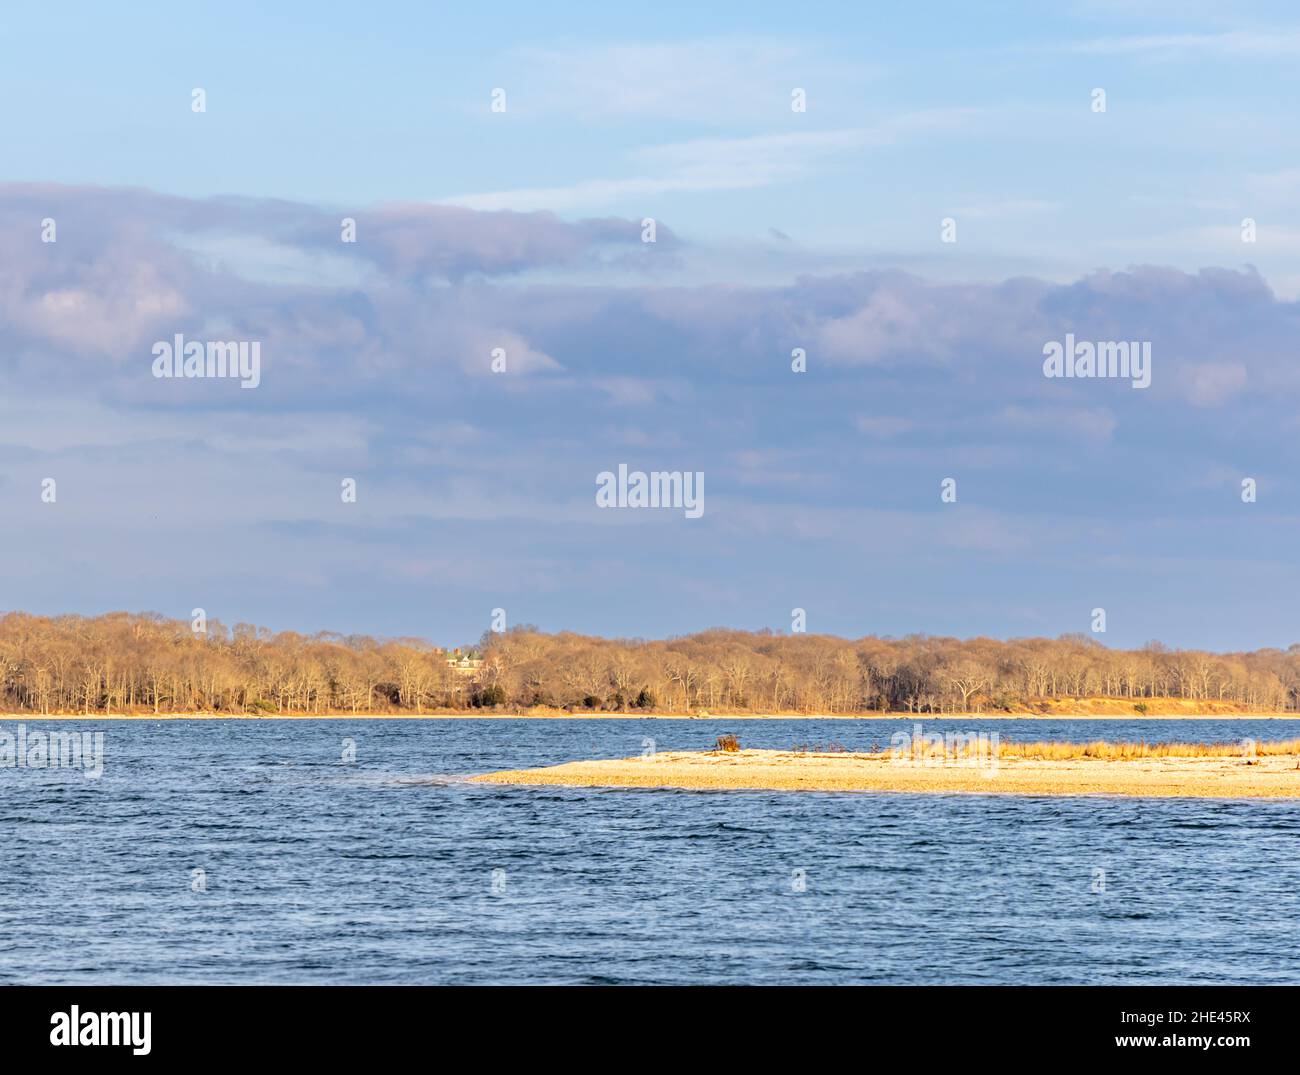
[1,2,1299,650]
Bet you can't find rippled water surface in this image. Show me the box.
[3,718,1300,983]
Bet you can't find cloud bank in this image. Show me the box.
[2,183,1297,649]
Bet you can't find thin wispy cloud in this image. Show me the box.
[496,38,879,121]
[1058,29,1300,56]
[444,111,984,212]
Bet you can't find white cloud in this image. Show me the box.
[1183,361,1248,406]
[950,199,1062,220]
[442,129,867,212]
[443,112,982,212]
[499,39,877,121]
[1062,30,1300,57]
[1000,405,1117,441]
[855,416,916,439]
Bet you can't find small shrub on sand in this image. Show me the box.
[716,734,740,753]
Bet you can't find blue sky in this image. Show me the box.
[2,3,1299,649]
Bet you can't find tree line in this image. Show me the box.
[1,611,1298,715]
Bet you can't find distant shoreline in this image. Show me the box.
[5,614,1296,723]
[2,710,1298,721]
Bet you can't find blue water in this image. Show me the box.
[3,718,1299,984]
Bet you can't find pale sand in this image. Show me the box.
[470,748,1300,798]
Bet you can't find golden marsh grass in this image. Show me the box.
[961,738,1300,761]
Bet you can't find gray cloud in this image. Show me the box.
[4,182,1299,648]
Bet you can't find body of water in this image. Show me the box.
[3,717,1299,983]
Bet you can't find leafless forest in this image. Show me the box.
[1,611,1297,714]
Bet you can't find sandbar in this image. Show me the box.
[470,748,1300,798]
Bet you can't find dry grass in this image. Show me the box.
[715,734,741,753]
[985,738,1300,760]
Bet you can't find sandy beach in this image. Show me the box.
[470,747,1300,798]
